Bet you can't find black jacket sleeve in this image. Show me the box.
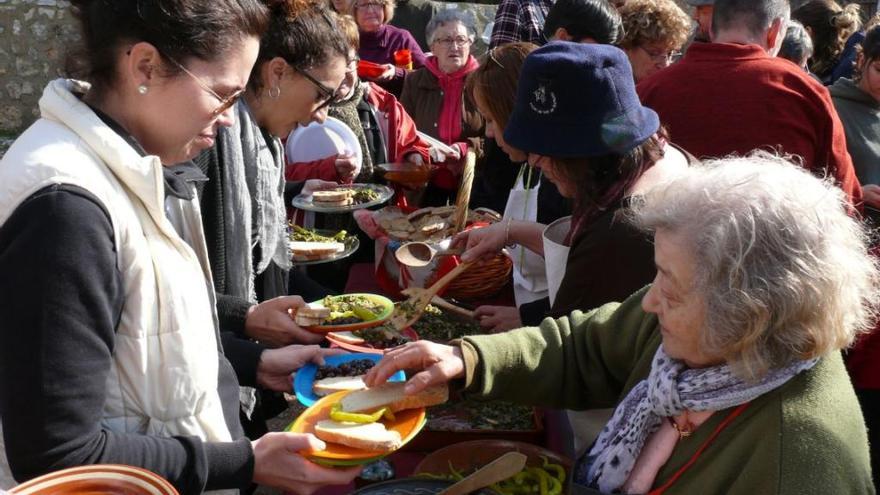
[0,186,253,494]
[519,297,552,326]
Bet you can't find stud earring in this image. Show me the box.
[137,85,148,95]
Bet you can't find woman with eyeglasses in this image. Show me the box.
[617,0,691,83]
[287,14,430,185]
[354,0,427,97]
[400,10,484,205]
[193,0,355,443]
[0,0,360,493]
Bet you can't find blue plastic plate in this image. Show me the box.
[293,353,406,407]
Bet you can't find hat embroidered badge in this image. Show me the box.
[530,83,557,115]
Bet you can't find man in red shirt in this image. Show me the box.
[637,0,863,206]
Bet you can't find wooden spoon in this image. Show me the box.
[430,295,476,320]
[395,242,463,267]
[389,261,473,330]
[437,451,528,495]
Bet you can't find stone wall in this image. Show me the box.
[0,0,77,133]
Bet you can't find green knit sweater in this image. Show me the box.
[460,287,874,495]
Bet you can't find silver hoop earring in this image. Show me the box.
[268,86,281,99]
[137,85,148,95]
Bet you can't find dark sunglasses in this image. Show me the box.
[295,67,342,111]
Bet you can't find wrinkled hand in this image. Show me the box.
[302,179,339,196]
[377,64,396,81]
[474,305,522,333]
[245,296,325,346]
[334,154,358,183]
[450,222,507,263]
[256,345,347,392]
[864,184,880,208]
[252,433,362,494]
[363,340,464,394]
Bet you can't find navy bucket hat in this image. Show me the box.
[504,41,660,158]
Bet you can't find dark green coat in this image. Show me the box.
[460,287,874,494]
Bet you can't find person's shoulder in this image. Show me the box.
[774,354,873,493]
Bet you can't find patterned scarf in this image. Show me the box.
[576,345,818,493]
[424,55,480,145]
[329,81,373,181]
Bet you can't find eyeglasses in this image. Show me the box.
[487,47,505,69]
[434,36,472,48]
[639,46,682,65]
[295,67,342,111]
[163,54,244,117]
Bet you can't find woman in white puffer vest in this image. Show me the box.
[0,1,360,493]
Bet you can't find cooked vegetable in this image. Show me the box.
[354,324,410,348]
[329,402,389,424]
[353,187,379,203]
[322,295,385,324]
[289,224,348,243]
[410,305,482,342]
[420,463,566,495]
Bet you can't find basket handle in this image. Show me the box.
[452,150,476,234]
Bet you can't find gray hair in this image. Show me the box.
[425,9,477,46]
[779,19,814,66]
[628,152,880,379]
[713,0,790,40]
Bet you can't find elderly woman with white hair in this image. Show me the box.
[365,154,878,494]
[400,9,483,204]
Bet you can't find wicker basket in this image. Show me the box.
[444,253,513,301]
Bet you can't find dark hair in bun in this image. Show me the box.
[66,0,270,92]
[249,0,349,92]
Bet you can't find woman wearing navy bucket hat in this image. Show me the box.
[454,41,692,323]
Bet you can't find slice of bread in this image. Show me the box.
[313,189,353,204]
[340,382,449,413]
[313,375,368,396]
[290,241,345,261]
[327,331,366,344]
[314,419,402,452]
[295,306,331,327]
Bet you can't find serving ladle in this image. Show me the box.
[395,241,463,267]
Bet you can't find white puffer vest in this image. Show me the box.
[0,80,233,483]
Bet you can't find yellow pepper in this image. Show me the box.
[329,403,387,423]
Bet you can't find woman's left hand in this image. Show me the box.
[256,345,347,392]
[474,305,522,332]
[377,63,396,81]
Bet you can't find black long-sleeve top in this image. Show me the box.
[0,112,259,493]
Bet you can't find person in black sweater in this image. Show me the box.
[0,1,360,493]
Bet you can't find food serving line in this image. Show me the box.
[285,155,575,494]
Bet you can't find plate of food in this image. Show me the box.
[326,324,419,354]
[293,353,407,407]
[296,294,395,333]
[291,184,394,213]
[289,226,360,265]
[286,382,448,466]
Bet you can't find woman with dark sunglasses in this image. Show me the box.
[0,0,360,493]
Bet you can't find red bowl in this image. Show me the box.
[358,59,387,79]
